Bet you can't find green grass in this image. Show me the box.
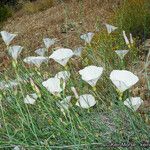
[114,0,150,40]
[0,5,12,25]
[0,41,149,149]
[0,1,150,149]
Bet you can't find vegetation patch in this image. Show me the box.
[114,0,150,40]
[23,0,54,14]
[0,0,149,149]
[0,5,12,24]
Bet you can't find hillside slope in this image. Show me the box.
[0,0,120,70]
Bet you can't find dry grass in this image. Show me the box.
[23,0,54,14]
[0,0,120,71]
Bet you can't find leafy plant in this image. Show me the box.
[114,0,150,40]
[0,5,12,23]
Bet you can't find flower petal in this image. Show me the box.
[76,94,96,109]
[105,24,118,34]
[24,94,37,104]
[124,97,143,111]
[43,38,56,49]
[115,50,129,59]
[8,45,23,60]
[49,48,74,66]
[110,70,139,92]
[80,32,94,44]
[57,96,72,111]
[79,65,103,87]
[42,77,65,95]
[55,71,70,81]
[74,47,83,57]
[0,31,17,46]
[123,31,130,45]
[35,48,45,56]
[23,56,48,67]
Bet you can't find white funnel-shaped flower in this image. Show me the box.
[0,80,19,90]
[24,93,38,104]
[55,71,70,82]
[13,146,21,150]
[71,87,79,99]
[43,38,56,49]
[35,48,45,56]
[49,48,74,66]
[124,97,143,111]
[115,50,129,59]
[130,33,134,45]
[8,45,23,60]
[76,94,96,109]
[57,96,72,112]
[74,47,83,57]
[110,70,139,92]
[23,56,48,67]
[80,32,94,44]
[0,31,17,46]
[79,66,103,87]
[123,31,130,46]
[105,24,118,34]
[42,77,65,96]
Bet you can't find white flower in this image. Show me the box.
[115,50,129,59]
[130,33,134,44]
[49,48,74,66]
[110,70,139,92]
[43,38,56,49]
[13,146,20,150]
[30,93,38,99]
[80,32,94,44]
[76,94,96,109]
[23,56,48,67]
[79,65,103,87]
[35,48,45,56]
[105,24,118,34]
[0,80,19,90]
[71,87,79,99]
[42,77,65,96]
[124,97,143,111]
[74,47,83,57]
[57,96,72,112]
[123,31,130,46]
[0,31,17,46]
[8,45,23,60]
[55,71,70,81]
[24,93,38,104]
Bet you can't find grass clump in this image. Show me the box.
[0,5,12,23]
[23,0,54,14]
[114,0,150,40]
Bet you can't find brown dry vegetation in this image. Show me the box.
[0,0,121,70]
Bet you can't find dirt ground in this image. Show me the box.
[0,0,120,71]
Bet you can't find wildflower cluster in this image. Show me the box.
[0,24,143,115]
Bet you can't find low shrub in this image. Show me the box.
[23,0,53,14]
[0,0,18,6]
[83,29,138,72]
[114,0,150,40]
[0,5,12,23]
